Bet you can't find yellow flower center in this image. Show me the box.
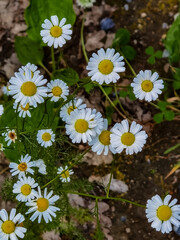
[141,80,153,92]
[20,103,30,111]
[50,26,62,38]
[1,220,15,234]
[21,184,32,196]
[52,86,62,97]
[37,198,49,212]
[8,132,16,140]
[18,162,27,172]
[98,59,114,75]
[99,130,111,145]
[67,105,77,115]
[42,132,51,142]
[61,170,70,179]
[157,205,172,221]
[121,132,135,146]
[21,81,37,96]
[75,119,88,133]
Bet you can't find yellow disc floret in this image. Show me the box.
[52,86,62,97]
[37,198,49,212]
[157,205,172,221]
[61,170,70,179]
[98,59,114,75]
[21,184,32,196]
[20,103,30,111]
[67,105,77,115]
[75,119,88,133]
[21,81,37,96]
[42,132,51,142]
[141,80,153,92]
[121,132,135,146]
[50,26,62,38]
[18,162,27,172]
[99,130,111,145]
[1,220,15,234]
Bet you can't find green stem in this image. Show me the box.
[81,16,89,64]
[39,62,51,77]
[106,165,113,198]
[119,51,136,77]
[149,102,160,109]
[51,47,56,72]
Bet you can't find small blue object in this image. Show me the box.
[100,18,115,31]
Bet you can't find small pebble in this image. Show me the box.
[162,22,168,29]
[126,0,132,3]
[120,216,127,222]
[141,12,147,18]
[100,17,115,31]
[124,4,129,11]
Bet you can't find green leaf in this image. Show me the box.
[147,55,156,65]
[119,90,128,98]
[173,81,180,90]
[145,46,154,55]
[105,105,114,125]
[153,113,164,123]
[121,45,136,61]
[154,50,162,59]
[157,101,167,112]
[15,36,43,65]
[173,67,180,89]
[164,142,180,154]
[25,0,76,42]
[84,82,94,94]
[112,28,130,47]
[103,87,113,95]
[164,110,175,121]
[52,68,79,86]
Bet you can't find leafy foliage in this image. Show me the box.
[145,46,162,65]
[52,68,79,86]
[153,101,175,123]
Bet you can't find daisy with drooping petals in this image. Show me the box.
[26,187,60,223]
[9,68,47,108]
[37,129,55,148]
[0,208,27,240]
[3,129,17,146]
[13,102,32,118]
[60,98,86,122]
[18,63,40,75]
[40,16,72,48]
[0,143,4,152]
[86,48,125,84]
[76,0,96,8]
[0,105,4,116]
[89,119,116,155]
[47,79,69,102]
[13,176,38,202]
[131,70,164,102]
[9,154,35,178]
[57,166,74,183]
[65,108,103,143]
[33,159,47,175]
[110,119,148,155]
[146,194,180,234]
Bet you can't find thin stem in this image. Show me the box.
[119,51,136,77]
[149,102,160,109]
[51,47,56,72]
[81,16,89,64]
[39,62,51,77]
[106,166,113,198]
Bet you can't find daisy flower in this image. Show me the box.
[13,176,38,202]
[37,129,55,148]
[13,102,32,118]
[0,208,27,240]
[0,143,5,151]
[40,16,72,48]
[0,105,4,116]
[2,84,10,96]
[65,108,103,143]
[86,48,125,84]
[60,98,86,122]
[33,159,47,175]
[110,120,148,155]
[26,187,60,223]
[57,166,74,183]
[89,119,116,155]
[47,79,69,102]
[9,68,47,108]
[9,154,35,178]
[76,0,96,8]
[131,70,164,102]
[146,194,180,234]
[3,129,17,146]
[18,63,39,75]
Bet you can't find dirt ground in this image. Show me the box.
[0,0,180,239]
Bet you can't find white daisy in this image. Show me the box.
[146,194,180,234]
[86,48,125,84]
[0,208,27,240]
[65,108,103,143]
[60,98,86,122]
[2,84,10,96]
[26,187,60,223]
[110,120,148,155]
[0,143,4,152]
[33,159,47,175]
[9,154,35,178]
[9,68,47,108]
[47,79,69,102]
[13,176,38,202]
[0,105,4,116]
[3,129,17,146]
[89,119,116,155]
[131,70,164,102]
[37,129,55,148]
[13,102,32,118]
[40,16,72,48]
[76,0,96,8]
[57,166,74,183]
[18,63,39,75]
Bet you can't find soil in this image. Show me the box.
[0,0,180,240]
